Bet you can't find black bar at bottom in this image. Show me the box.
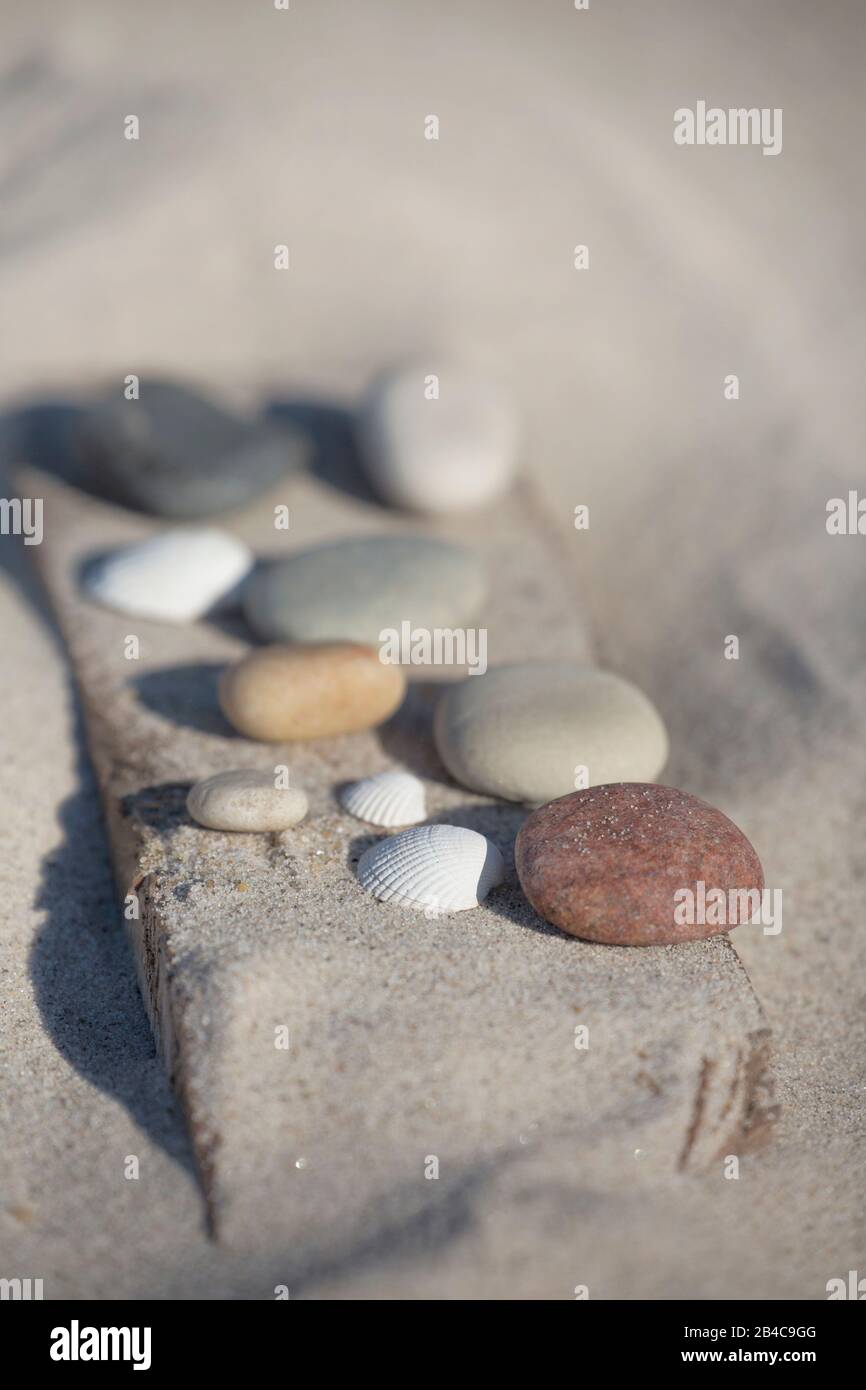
[2,1297,860,1372]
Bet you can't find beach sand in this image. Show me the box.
[1,0,863,1297]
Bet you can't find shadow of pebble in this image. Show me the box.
[482,881,568,938]
[133,663,235,736]
[265,397,377,506]
[201,609,257,643]
[375,682,459,782]
[121,780,194,838]
[425,799,528,853]
[0,398,88,488]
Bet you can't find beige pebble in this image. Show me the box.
[187,770,308,832]
[219,642,406,742]
[434,662,668,804]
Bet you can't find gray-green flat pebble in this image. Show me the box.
[243,535,486,646]
[433,663,669,805]
[79,381,306,519]
[187,770,308,832]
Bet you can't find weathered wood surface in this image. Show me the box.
[27,461,775,1258]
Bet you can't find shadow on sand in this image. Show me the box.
[0,415,198,1183]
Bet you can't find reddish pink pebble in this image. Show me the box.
[515,783,764,946]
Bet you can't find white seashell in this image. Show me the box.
[84,527,253,622]
[356,823,505,914]
[340,770,426,827]
[356,365,518,515]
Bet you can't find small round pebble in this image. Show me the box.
[514,783,764,945]
[83,527,253,622]
[356,365,518,514]
[79,381,306,518]
[242,535,486,647]
[433,663,668,805]
[219,642,407,741]
[187,769,308,832]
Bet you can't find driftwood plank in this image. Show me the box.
[26,461,775,1259]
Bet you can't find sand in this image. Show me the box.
[1,0,864,1298]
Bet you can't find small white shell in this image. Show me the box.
[356,823,505,914]
[340,770,426,827]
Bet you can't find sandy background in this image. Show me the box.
[1,0,864,1297]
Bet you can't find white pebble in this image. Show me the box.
[357,365,518,514]
[84,528,253,622]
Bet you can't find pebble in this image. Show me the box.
[356,366,518,514]
[242,535,486,646]
[433,663,668,804]
[514,783,764,945]
[83,528,253,622]
[187,769,308,832]
[219,642,406,741]
[80,381,305,518]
